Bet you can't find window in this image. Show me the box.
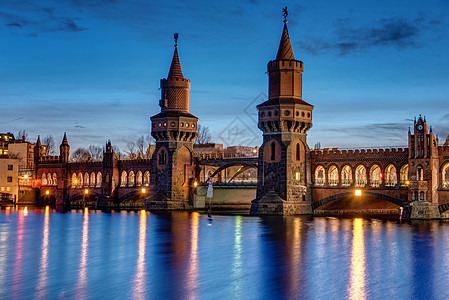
[7,176,12,182]
[270,142,276,161]
[296,143,300,161]
[158,149,167,165]
[7,165,13,171]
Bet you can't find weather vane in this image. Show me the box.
[282,6,288,23]
[174,33,179,47]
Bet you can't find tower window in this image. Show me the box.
[158,149,167,165]
[271,141,276,161]
[296,143,300,161]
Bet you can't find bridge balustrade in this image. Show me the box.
[371,180,382,187]
[328,180,338,186]
[355,180,367,187]
[315,178,325,186]
[384,180,397,187]
[341,179,352,187]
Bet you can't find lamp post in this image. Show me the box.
[83,189,88,208]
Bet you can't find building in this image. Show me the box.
[0,158,19,203]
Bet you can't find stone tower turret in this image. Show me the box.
[149,34,198,210]
[59,132,70,163]
[251,8,313,215]
[34,135,45,166]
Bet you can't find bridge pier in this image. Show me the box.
[409,201,441,219]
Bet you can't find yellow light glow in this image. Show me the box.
[406,181,409,185]
[141,188,146,194]
[355,189,362,197]
[295,172,301,181]
[74,179,78,184]
[84,189,89,195]
[45,190,50,195]
[194,181,198,188]
[24,174,28,179]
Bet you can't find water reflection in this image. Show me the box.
[12,208,26,299]
[231,215,242,298]
[186,212,199,300]
[36,206,50,299]
[132,210,147,299]
[76,207,89,299]
[348,218,366,300]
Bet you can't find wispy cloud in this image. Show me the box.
[300,16,444,56]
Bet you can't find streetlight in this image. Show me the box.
[355,189,362,197]
[45,190,50,195]
[141,188,146,194]
[83,189,88,208]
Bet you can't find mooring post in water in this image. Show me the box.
[399,206,403,221]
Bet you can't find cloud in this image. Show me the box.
[0,2,87,34]
[300,16,443,56]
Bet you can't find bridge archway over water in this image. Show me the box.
[207,162,258,183]
[312,192,404,210]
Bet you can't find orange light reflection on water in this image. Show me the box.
[348,218,366,300]
[35,206,50,299]
[76,207,89,299]
[132,210,147,300]
[186,212,199,300]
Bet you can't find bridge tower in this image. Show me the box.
[251,8,314,215]
[148,34,198,210]
[408,115,440,218]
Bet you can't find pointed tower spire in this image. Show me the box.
[276,7,295,60]
[36,135,42,147]
[167,33,183,78]
[61,132,68,145]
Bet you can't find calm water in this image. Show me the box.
[1,207,449,299]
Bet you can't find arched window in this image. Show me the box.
[417,165,423,181]
[47,173,52,185]
[52,173,57,186]
[296,143,300,161]
[72,173,77,187]
[42,173,47,186]
[328,166,338,186]
[442,163,449,188]
[385,165,397,187]
[158,149,167,165]
[84,172,89,187]
[128,171,135,186]
[315,166,325,186]
[271,141,276,161]
[400,164,409,186]
[143,171,150,186]
[355,165,367,187]
[96,172,102,187]
[370,165,382,187]
[136,171,143,186]
[341,165,352,186]
[120,171,128,187]
[78,173,83,188]
[90,172,96,187]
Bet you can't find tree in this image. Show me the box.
[43,135,56,155]
[195,124,212,144]
[71,148,90,162]
[136,136,146,158]
[16,129,28,142]
[125,141,137,159]
[88,145,103,161]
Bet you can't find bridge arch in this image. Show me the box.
[312,191,404,210]
[69,191,102,202]
[208,162,258,182]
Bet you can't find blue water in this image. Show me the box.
[1,207,449,299]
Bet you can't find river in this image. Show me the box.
[1,206,448,299]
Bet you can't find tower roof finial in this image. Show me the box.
[282,6,288,24]
[174,32,179,47]
[276,7,295,60]
[168,33,183,78]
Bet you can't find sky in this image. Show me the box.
[1,0,449,151]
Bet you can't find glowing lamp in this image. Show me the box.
[355,189,362,197]
[141,188,146,194]
[24,174,28,179]
[74,179,78,184]
[194,181,198,188]
[84,189,89,195]
[45,190,50,195]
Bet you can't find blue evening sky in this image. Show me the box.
[1,0,449,150]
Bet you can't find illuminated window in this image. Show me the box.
[385,165,397,187]
[128,171,135,187]
[0,187,4,191]
[295,172,301,181]
[400,164,409,186]
[53,173,57,186]
[143,171,150,186]
[341,165,352,186]
[96,172,102,187]
[315,166,325,186]
[355,165,367,187]
[6,187,10,192]
[136,171,143,186]
[120,171,128,187]
[370,165,382,187]
[90,173,95,187]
